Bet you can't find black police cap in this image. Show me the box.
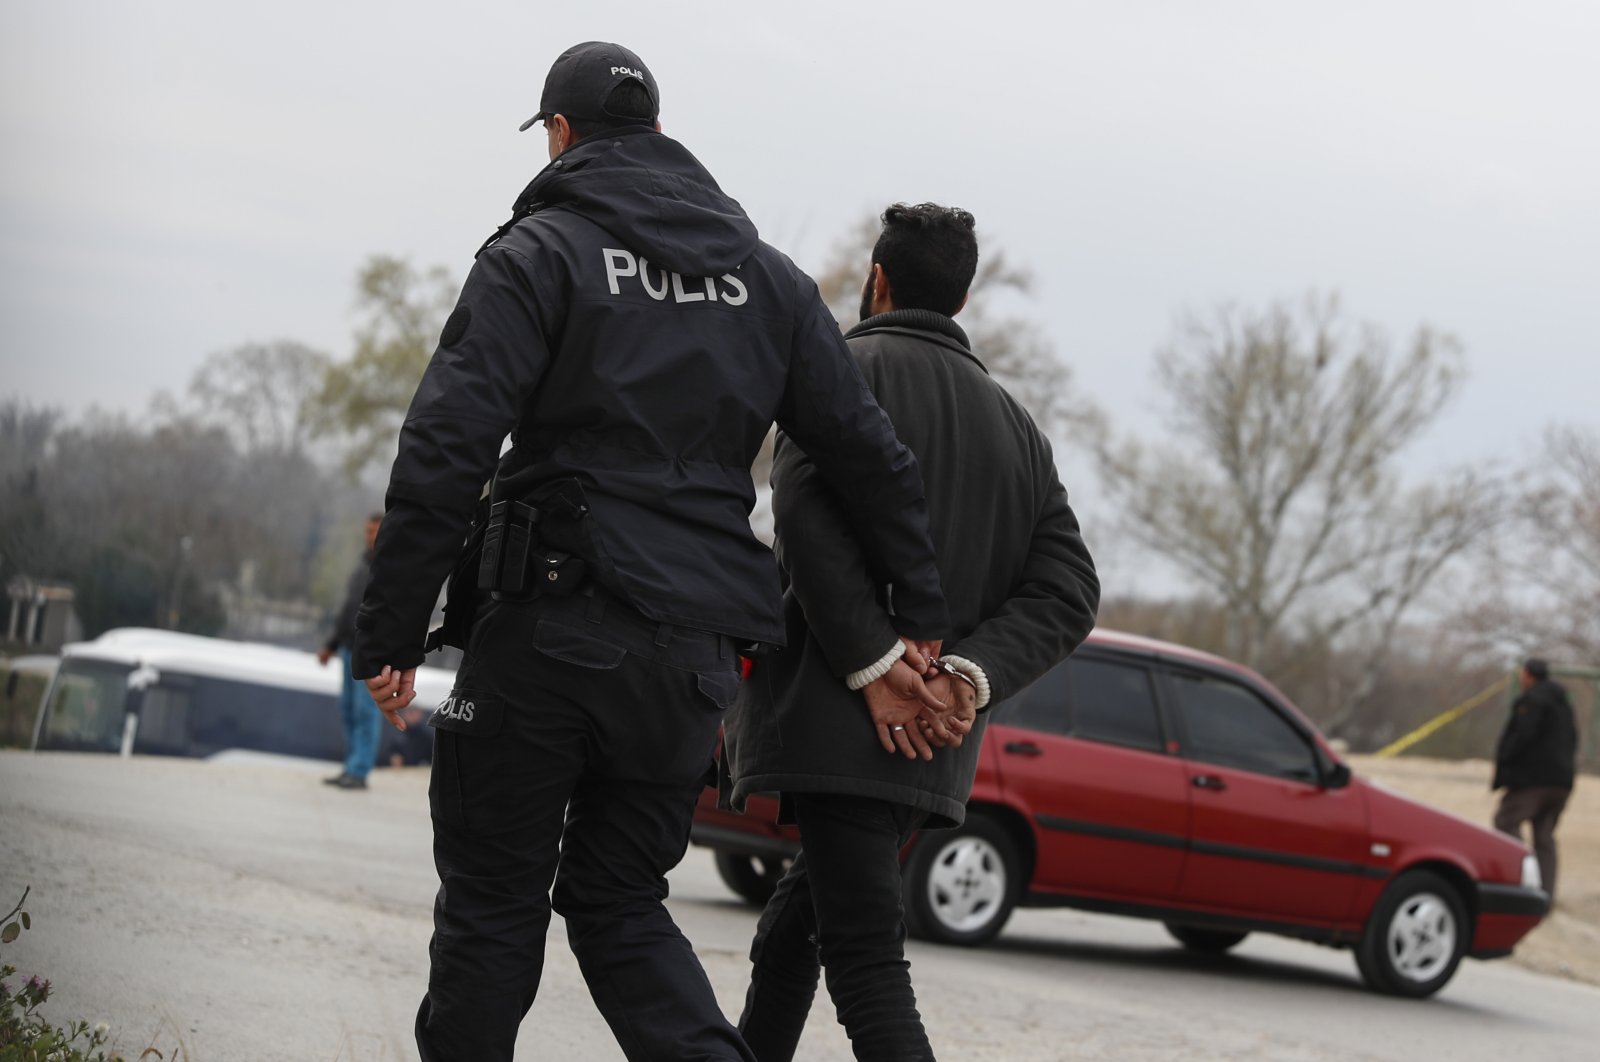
[518,41,660,132]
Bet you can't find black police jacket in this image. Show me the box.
[352,127,948,678]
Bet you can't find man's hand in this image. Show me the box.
[899,637,943,675]
[915,673,977,750]
[364,665,418,731]
[316,647,333,667]
[863,658,946,760]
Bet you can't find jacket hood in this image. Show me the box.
[518,126,758,276]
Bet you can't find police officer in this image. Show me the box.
[354,42,951,1062]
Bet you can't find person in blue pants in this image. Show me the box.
[318,513,382,789]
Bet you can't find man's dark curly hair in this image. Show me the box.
[871,203,979,316]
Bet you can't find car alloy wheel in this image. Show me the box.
[1355,869,1468,997]
[902,814,1020,946]
[713,851,790,906]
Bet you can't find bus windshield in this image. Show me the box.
[39,659,132,753]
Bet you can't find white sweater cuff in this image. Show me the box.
[846,641,906,690]
[938,654,992,710]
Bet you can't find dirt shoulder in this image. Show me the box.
[1350,754,1597,986]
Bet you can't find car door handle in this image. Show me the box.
[1191,774,1227,791]
[1003,741,1043,757]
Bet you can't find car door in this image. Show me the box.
[992,653,1190,901]
[1163,666,1367,924]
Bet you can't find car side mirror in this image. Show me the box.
[1323,762,1352,789]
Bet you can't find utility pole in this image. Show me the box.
[168,535,193,629]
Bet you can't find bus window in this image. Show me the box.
[260,684,342,759]
[39,661,131,753]
[185,676,342,760]
[134,683,194,756]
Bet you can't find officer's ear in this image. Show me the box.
[869,263,895,316]
[952,291,969,317]
[654,119,662,133]
[546,114,574,160]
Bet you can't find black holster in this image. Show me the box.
[423,481,594,654]
[479,500,539,595]
[480,490,590,603]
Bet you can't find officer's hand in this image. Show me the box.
[863,659,945,761]
[316,647,333,666]
[364,665,418,731]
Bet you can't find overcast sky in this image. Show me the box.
[4,1,1597,579]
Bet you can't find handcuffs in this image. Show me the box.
[926,657,978,693]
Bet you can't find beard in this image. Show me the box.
[857,269,875,324]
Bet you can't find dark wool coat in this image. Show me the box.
[1494,678,1578,791]
[724,310,1100,828]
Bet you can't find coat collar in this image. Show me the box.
[845,310,988,375]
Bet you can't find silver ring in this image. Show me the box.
[892,725,906,732]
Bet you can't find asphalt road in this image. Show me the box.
[2,751,1596,1061]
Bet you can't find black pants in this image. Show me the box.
[738,793,932,1062]
[1494,785,1572,900]
[416,591,755,1062]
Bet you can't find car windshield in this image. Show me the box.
[39,659,132,753]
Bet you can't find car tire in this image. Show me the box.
[713,851,789,906]
[1355,870,1468,998]
[902,814,1020,947]
[1164,923,1248,954]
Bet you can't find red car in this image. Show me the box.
[692,629,1548,998]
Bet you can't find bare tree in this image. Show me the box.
[177,340,331,456]
[1457,424,1600,664]
[1097,293,1503,694]
[311,255,458,475]
[0,399,64,580]
[1527,425,1600,656]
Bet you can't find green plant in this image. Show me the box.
[0,887,129,1061]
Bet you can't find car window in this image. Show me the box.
[1065,658,1163,752]
[990,659,1071,735]
[990,656,1164,753]
[1171,672,1318,781]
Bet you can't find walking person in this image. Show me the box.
[317,511,382,790]
[354,44,950,1062]
[1493,657,1578,900]
[724,203,1100,1061]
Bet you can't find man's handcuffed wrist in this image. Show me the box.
[937,654,991,710]
[846,641,906,690]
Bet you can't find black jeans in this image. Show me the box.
[739,793,932,1062]
[415,591,755,1062]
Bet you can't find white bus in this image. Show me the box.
[32,627,455,765]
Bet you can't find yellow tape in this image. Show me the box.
[1372,675,1510,758]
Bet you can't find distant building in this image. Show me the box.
[5,576,83,653]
